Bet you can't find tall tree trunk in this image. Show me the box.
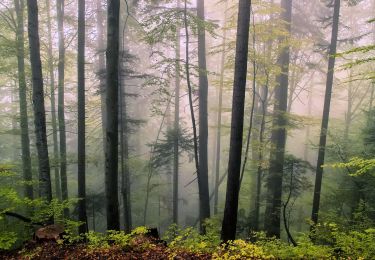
[311,0,341,226]
[264,0,292,238]
[221,0,251,242]
[56,0,69,217]
[45,0,61,200]
[15,0,33,200]
[197,0,210,234]
[119,73,131,233]
[173,0,181,225]
[253,78,269,231]
[183,0,200,230]
[213,0,228,216]
[27,0,52,203]
[77,0,87,234]
[96,0,107,145]
[119,10,132,232]
[105,0,120,231]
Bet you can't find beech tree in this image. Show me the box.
[27,0,52,202]
[221,0,251,242]
[264,0,292,238]
[105,0,120,231]
[311,0,341,226]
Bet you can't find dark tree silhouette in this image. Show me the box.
[221,0,251,242]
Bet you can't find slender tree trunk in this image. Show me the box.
[105,0,120,231]
[119,81,131,233]
[311,0,341,226]
[221,0,251,242]
[77,0,87,234]
[27,0,52,203]
[183,0,200,230]
[304,80,313,161]
[56,0,69,217]
[213,0,228,216]
[15,0,33,200]
[173,0,181,225]
[253,78,269,231]
[45,0,61,200]
[96,0,107,144]
[119,17,131,231]
[264,0,292,238]
[197,0,210,233]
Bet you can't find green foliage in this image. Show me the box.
[331,157,375,176]
[0,232,18,250]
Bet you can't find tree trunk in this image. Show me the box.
[197,0,211,234]
[311,0,341,226]
[45,0,61,201]
[253,79,269,231]
[119,76,132,233]
[27,0,52,203]
[213,0,228,216]
[96,0,107,145]
[105,0,120,231]
[77,0,87,234]
[221,0,251,242]
[15,0,33,200]
[56,0,69,217]
[173,0,181,225]
[119,12,132,231]
[264,0,292,238]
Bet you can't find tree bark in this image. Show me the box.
[264,0,292,238]
[56,0,69,217]
[213,0,228,216]
[105,0,120,231]
[173,0,181,225]
[27,0,52,203]
[221,0,251,242]
[197,0,211,234]
[96,0,107,146]
[311,0,341,226]
[45,0,61,201]
[15,0,33,200]
[77,0,87,234]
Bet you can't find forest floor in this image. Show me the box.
[0,239,212,260]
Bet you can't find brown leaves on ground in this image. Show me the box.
[0,239,212,260]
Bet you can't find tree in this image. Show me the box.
[264,0,292,238]
[14,0,33,200]
[26,0,52,202]
[105,0,120,231]
[45,0,61,200]
[173,0,181,225]
[311,0,341,226]
[77,0,87,234]
[197,0,210,234]
[56,0,69,216]
[213,0,228,216]
[221,0,251,242]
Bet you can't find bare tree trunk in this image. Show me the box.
[45,0,61,201]
[221,0,251,242]
[27,0,52,204]
[264,0,292,238]
[183,0,200,229]
[105,0,120,231]
[15,0,33,200]
[197,0,211,234]
[77,0,87,234]
[213,0,228,216]
[311,0,341,226]
[253,78,269,231]
[96,0,107,145]
[173,0,181,225]
[56,0,69,217]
